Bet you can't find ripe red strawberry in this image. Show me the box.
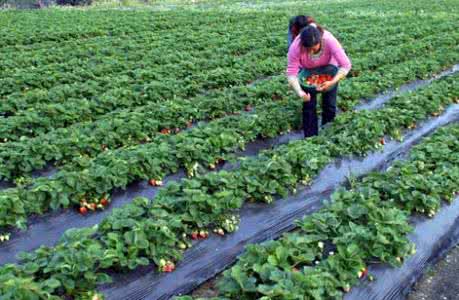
[79,207,88,215]
[191,232,199,240]
[100,198,109,206]
[149,179,163,187]
[362,267,368,277]
[380,138,385,145]
[162,262,175,272]
[163,265,172,272]
[160,128,170,135]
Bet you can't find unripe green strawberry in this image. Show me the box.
[159,259,166,267]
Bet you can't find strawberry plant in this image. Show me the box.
[0,72,456,299]
[1,2,459,298]
[208,124,459,300]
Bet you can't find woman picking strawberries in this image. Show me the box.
[286,19,351,137]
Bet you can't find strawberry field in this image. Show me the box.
[1,0,459,299]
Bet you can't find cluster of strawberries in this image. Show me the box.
[305,74,333,86]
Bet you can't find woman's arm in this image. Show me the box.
[329,34,352,84]
[317,34,351,91]
[286,40,310,100]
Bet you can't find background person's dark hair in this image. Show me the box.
[290,15,324,40]
[290,15,309,38]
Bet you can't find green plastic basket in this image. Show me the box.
[299,65,338,92]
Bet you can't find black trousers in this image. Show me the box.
[302,83,338,137]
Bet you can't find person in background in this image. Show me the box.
[287,15,310,50]
[286,19,351,138]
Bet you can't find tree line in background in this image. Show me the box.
[1,0,91,9]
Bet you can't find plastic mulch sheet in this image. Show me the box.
[0,66,457,300]
[346,195,459,300]
[99,105,459,300]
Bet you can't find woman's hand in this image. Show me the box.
[318,70,346,92]
[299,91,311,102]
[287,75,310,101]
[317,81,334,92]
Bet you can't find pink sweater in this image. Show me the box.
[286,30,351,77]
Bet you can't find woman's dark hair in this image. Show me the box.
[300,25,323,48]
[290,15,324,40]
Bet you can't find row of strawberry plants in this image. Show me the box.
[0,52,284,140]
[0,0,427,52]
[0,11,290,96]
[2,3,369,61]
[2,29,457,146]
[0,9,244,48]
[2,10,451,105]
[184,123,459,300]
[1,11,439,82]
[0,78,286,180]
[0,12,379,72]
[0,38,284,110]
[2,14,453,139]
[0,69,402,179]
[350,24,458,74]
[0,95,302,231]
[0,37,457,181]
[0,71,456,299]
[1,0,455,54]
[0,20,290,98]
[0,52,457,235]
[338,45,459,111]
[0,45,283,120]
[0,15,417,120]
[2,3,449,105]
[1,15,447,107]
[0,12,433,95]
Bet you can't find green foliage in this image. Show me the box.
[216,124,459,299]
[1,73,457,299]
[0,1,459,298]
